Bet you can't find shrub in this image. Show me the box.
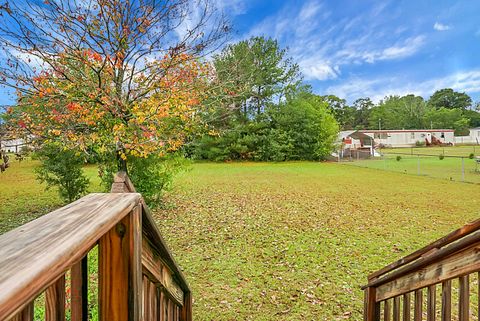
[99,153,188,208]
[439,154,445,160]
[35,144,89,203]
[415,140,425,147]
[396,155,402,161]
[469,153,475,159]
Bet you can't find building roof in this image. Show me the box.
[359,129,455,133]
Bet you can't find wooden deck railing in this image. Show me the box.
[0,172,192,321]
[363,218,480,321]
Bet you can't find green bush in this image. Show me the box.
[439,154,445,160]
[469,153,475,159]
[396,155,402,161]
[99,154,188,208]
[35,144,89,203]
[415,140,425,147]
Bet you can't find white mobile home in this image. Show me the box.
[359,129,455,148]
[0,138,27,153]
[454,128,480,144]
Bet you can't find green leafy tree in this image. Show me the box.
[352,98,374,129]
[424,107,469,134]
[368,95,429,129]
[428,88,472,110]
[320,95,355,130]
[35,144,89,203]
[212,36,301,120]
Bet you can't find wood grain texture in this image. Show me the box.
[384,300,390,321]
[402,293,410,321]
[0,193,141,320]
[180,292,192,321]
[71,257,88,321]
[365,231,480,290]
[414,289,422,321]
[376,242,480,301]
[9,303,33,321]
[458,275,469,321]
[369,217,480,280]
[45,275,65,321]
[99,210,141,321]
[393,297,400,321]
[427,285,436,321]
[364,287,379,321]
[441,280,451,321]
[142,238,184,305]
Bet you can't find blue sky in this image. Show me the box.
[222,0,480,103]
[1,0,479,105]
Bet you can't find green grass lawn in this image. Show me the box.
[155,162,480,320]
[1,160,480,320]
[381,145,479,157]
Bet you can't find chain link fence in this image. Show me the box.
[337,149,480,184]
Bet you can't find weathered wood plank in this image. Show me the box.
[384,300,391,321]
[149,281,158,321]
[403,293,410,321]
[427,285,436,321]
[414,289,422,321]
[9,303,33,321]
[71,257,88,321]
[143,276,150,321]
[441,280,451,321]
[180,292,192,321]
[142,238,184,306]
[369,218,480,280]
[364,287,379,321]
[99,206,142,321]
[45,275,65,321]
[366,231,480,290]
[459,275,469,321]
[0,193,141,320]
[393,296,400,321]
[376,243,480,301]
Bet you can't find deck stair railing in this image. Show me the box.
[363,218,480,321]
[0,172,192,321]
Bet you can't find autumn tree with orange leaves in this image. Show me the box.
[0,0,228,201]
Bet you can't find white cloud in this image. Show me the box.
[246,0,426,81]
[433,22,451,31]
[326,70,480,103]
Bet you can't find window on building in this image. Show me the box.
[441,132,445,138]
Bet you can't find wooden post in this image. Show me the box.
[71,257,88,321]
[364,287,379,321]
[45,275,66,321]
[99,205,142,321]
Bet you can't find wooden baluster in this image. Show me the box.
[384,300,391,321]
[393,296,401,321]
[459,275,469,321]
[441,280,451,321]
[143,277,150,321]
[99,205,142,321]
[150,282,158,321]
[71,257,88,321]
[403,293,410,321]
[180,292,192,321]
[364,287,380,321]
[159,291,165,321]
[46,275,66,321]
[9,303,34,321]
[427,285,436,321]
[414,289,422,321]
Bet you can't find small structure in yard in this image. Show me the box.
[0,138,28,153]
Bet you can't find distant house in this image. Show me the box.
[454,128,480,145]
[0,138,27,153]
[339,129,455,150]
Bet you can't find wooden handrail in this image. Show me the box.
[363,218,480,321]
[0,172,192,321]
[0,193,141,319]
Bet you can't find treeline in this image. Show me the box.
[324,89,480,135]
[189,37,480,162]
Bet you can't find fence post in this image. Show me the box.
[461,157,465,182]
[417,155,420,176]
[364,287,379,321]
